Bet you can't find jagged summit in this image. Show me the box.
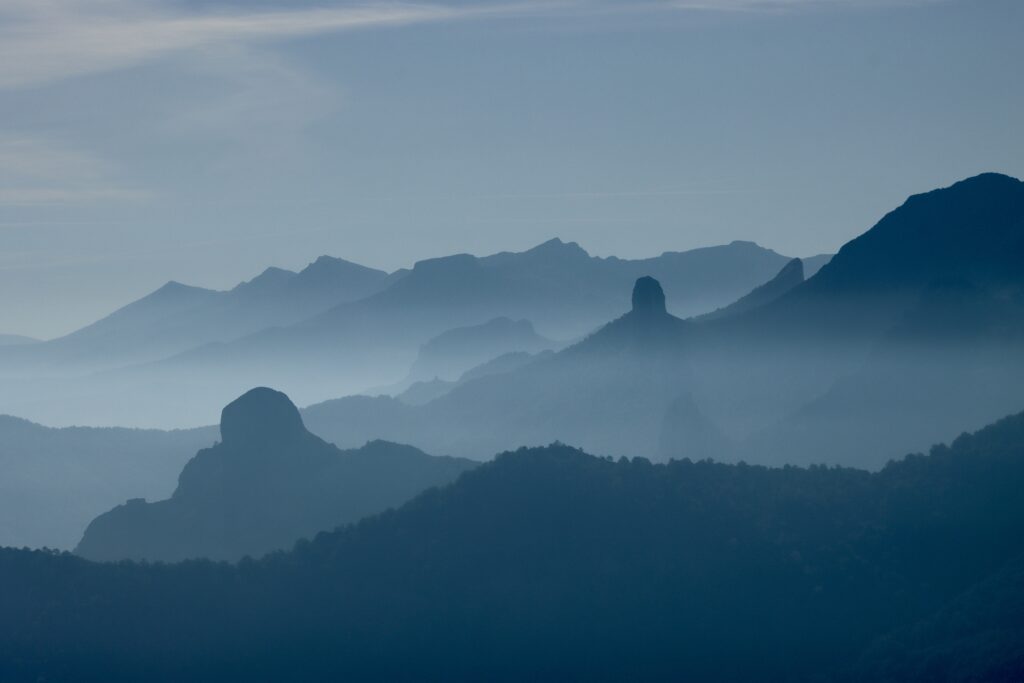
[311,255,344,266]
[631,276,667,316]
[234,267,296,293]
[524,237,589,258]
[220,387,306,447]
[299,255,383,279]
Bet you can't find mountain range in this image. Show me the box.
[5,256,392,371]
[2,172,1022,554]
[301,173,1024,468]
[0,238,816,428]
[1,172,1023,680]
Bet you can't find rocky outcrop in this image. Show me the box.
[631,276,668,316]
[75,387,476,563]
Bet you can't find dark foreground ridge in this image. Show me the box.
[75,388,476,562]
[5,401,1024,681]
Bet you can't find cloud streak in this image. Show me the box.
[0,136,150,206]
[0,1,551,90]
[0,0,944,89]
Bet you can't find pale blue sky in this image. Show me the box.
[1,0,1022,338]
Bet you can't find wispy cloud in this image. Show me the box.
[0,1,552,90]
[0,137,150,206]
[0,0,944,89]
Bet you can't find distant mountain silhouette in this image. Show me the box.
[723,173,1024,342]
[2,255,390,372]
[2,174,1020,467]
[304,277,697,459]
[75,388,475,562]
[8,238,797,428]
[301,174,1024,468]
[227,255,394,316]
[397,350,552,406]
[672,173,1024,458]
[0,416,213,549]
[276,238,797,346]
[56,280,220,364]
[4,410,1024,680]
[405,317,554,384]
[696,257,804,321]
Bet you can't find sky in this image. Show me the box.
[1,0,1022,339]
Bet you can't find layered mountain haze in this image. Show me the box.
[6,255,390,372]
[397,349,554,406]
[304,276,698,459]
[0,238,803,428]
[302,174,1024,469]
[0,255,393,427]
[715,173,1024,466]
[156,238,793,386]
[1,172,1022,680]
[746,278,1024,468]
[76,388,475,563]
[403,317,554,385]
[2,0,1020,675]
[714,173,1024,345]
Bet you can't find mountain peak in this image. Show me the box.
[220,387,306,448]
[948,172,1021,190]
[304,255,352,272]
[525,238,589,258]
[803,171,1024,296]
[297,255,386,281]
[155,280,194,294]
[143,280,217,303]
[234,267,296,293]
[631,276,667,316]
